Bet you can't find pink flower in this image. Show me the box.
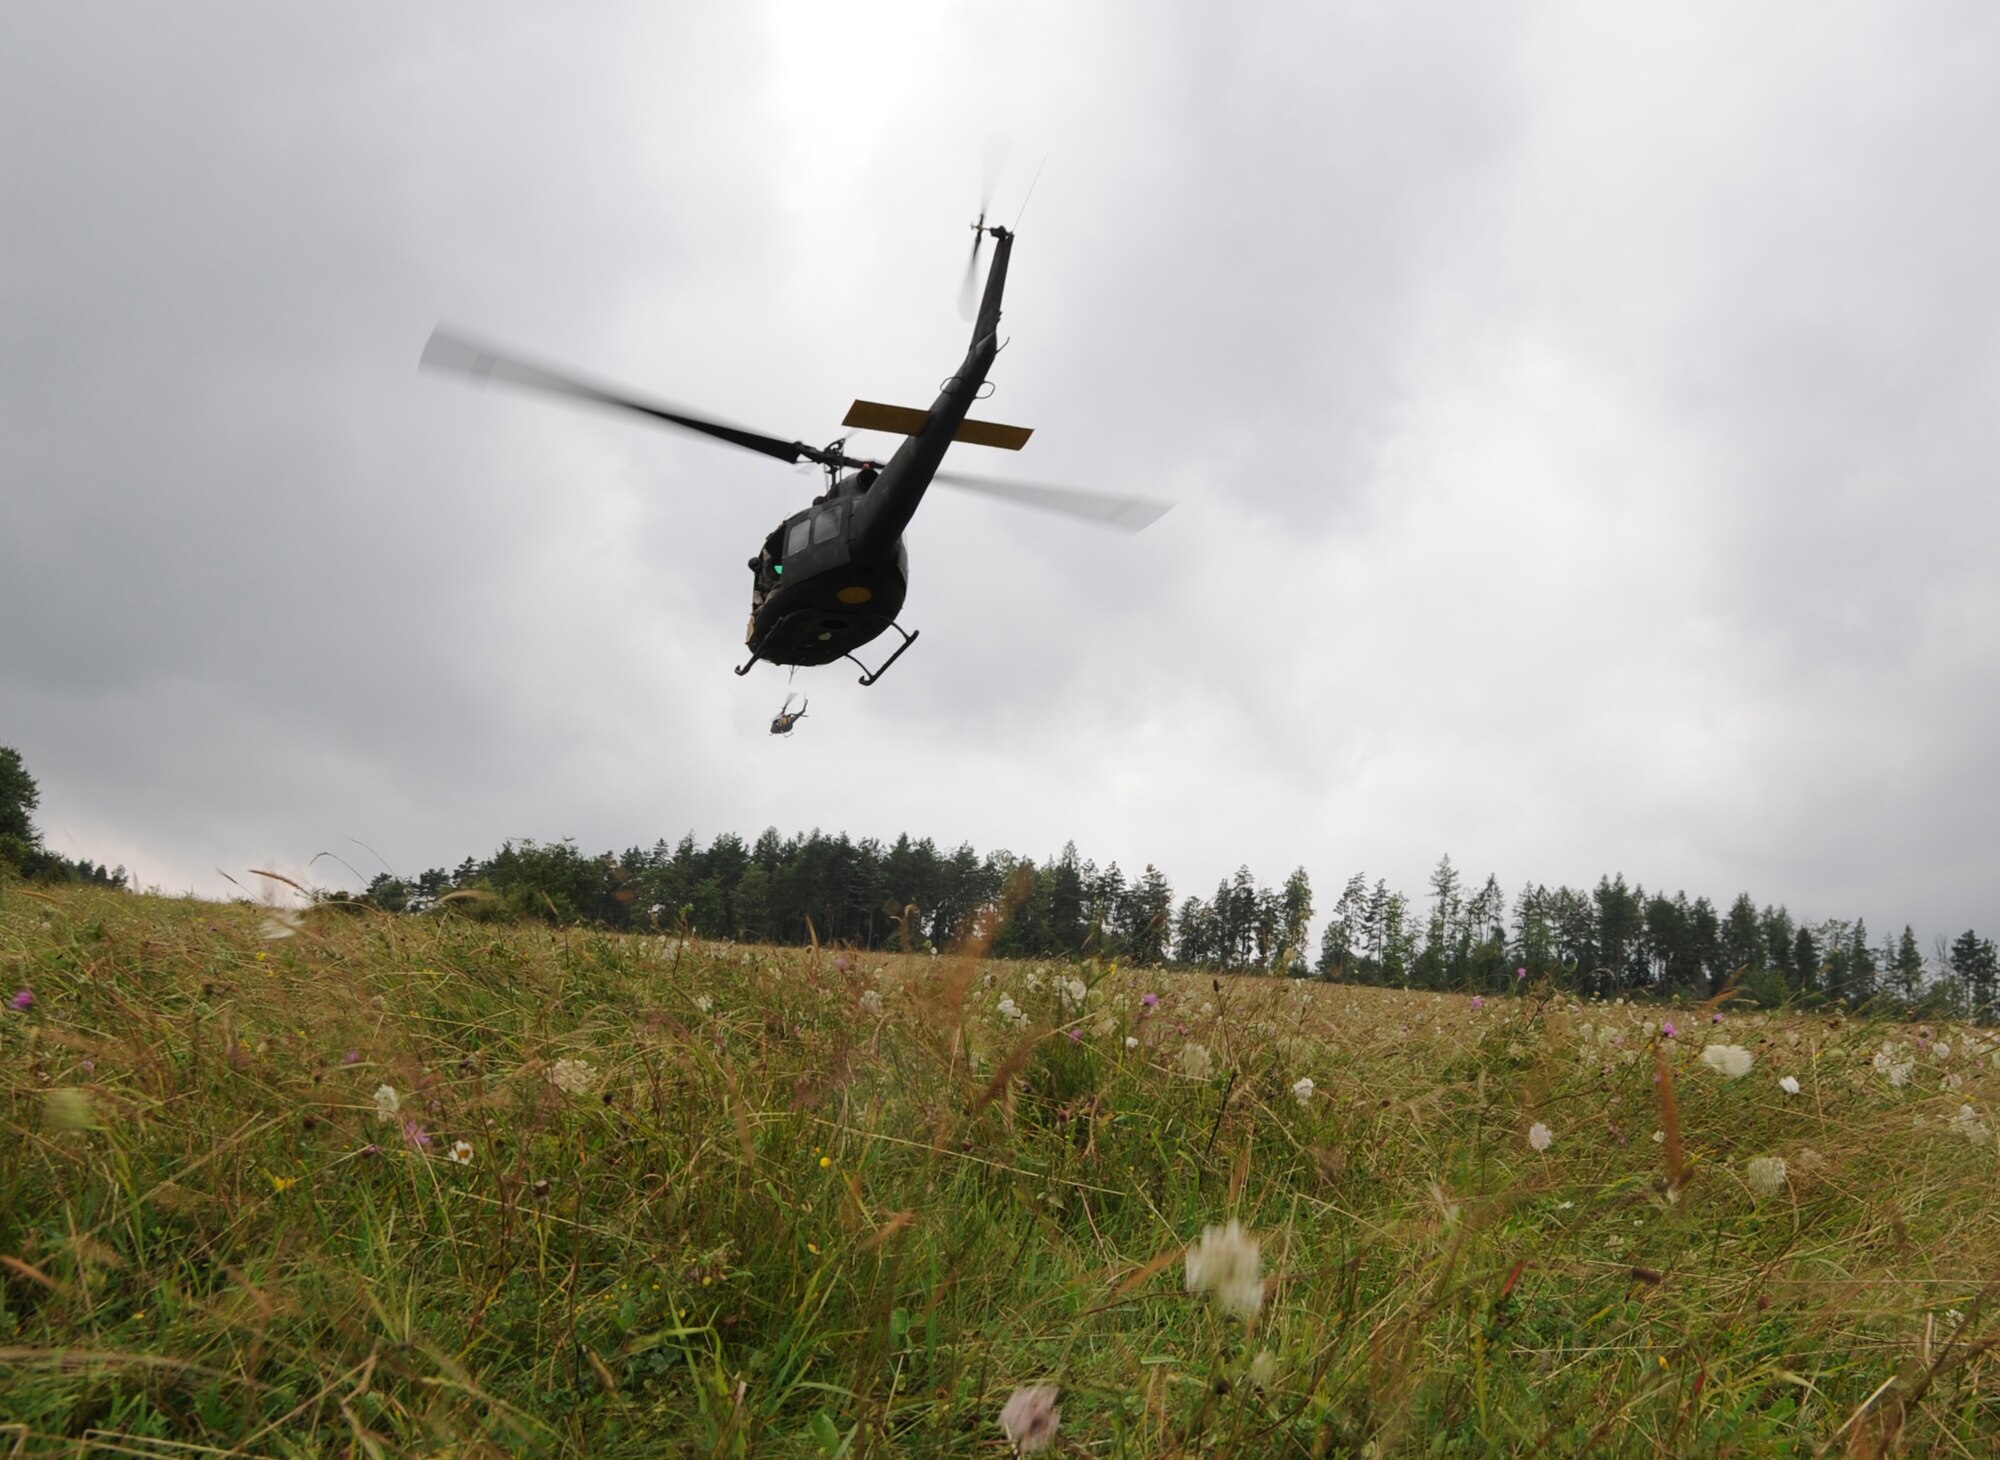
[1662,1021,1678,1038]
[998,1384,1060,1453]
[1711,1012,1723,1024]
[342,1048,361,1065]
[1470,996,1485,1010]
[1065,1028,1082,1043]
[9,989,33,1012]
[403,1120,431,1150]
[1515,967,1527,979]
[1142,993,1159,1008]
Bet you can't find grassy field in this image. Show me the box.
[4,885,2000,1457]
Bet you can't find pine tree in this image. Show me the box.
[1890,926,1926,1006]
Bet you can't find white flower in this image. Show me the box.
[1700,1044,1755,1078]
[859,990,884,1017]
[1949,1104,1990,1146]
[693,994,713,1014]
[1185,1219,1264,1318]
[1291,1076,1315,1107]
[1178,1042,1213,1079]
[1872,1044,1914,1087]
[1247,1350,1279,1389]
[1778,1075,1801,1095]
[1528,1122,1553,1153]
[1934,1041,1952,1060]
[1745,1155,1788,1197]
[258,909,302,940]
[1060,977,1087,1010]
[997,1384,1060,1454]
[448,1139,474,1165]
[550,1058,595,1096]
[1124,1035,1139,1050]
[373,1084,400,1121]
[997,996,1026,1025]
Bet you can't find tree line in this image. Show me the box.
[3,743,1992,1020]
[361,831,1997,1020]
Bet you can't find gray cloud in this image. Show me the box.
[5,2,1996,942]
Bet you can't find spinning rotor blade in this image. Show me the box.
[421,327,813,466]
[957,137,1011,321]
[931,469,1173,532]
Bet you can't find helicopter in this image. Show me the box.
[420,218,1171,686]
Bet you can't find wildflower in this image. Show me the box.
[1470,996,1484,1011]
[1778,1075,1801,1095]
[10,989,35,1012]
[997,1384,1061,1455]
[1178,1042,1213,1080]
[996,996,1026,1024]
[373,1084,400,1121]
[818,1155,832,1169]
[1185,1219,1264,1318]
[1745,1155,1788,1198]
[268,1172,298,1192]
[1661,1020,1678,1038]
[1872,1044,1915,1087]
[1065,1028,1082,1043]
[403,1120,431,1150]
[258,909,302,940]
[342,1048,361,1065]
[1248,1350,1279,1389]
[1060,977,1087,1010]
[1527,1121,1553,1152]
[449,1139,474,1164]
[1934,1041,1953,1060]
[1291,1076,1315,1106]
[1142,992,1159,1009]
[694,994,713,1014]
[1700,1044,1754,1078]
[1949,1104,1990,1146]
[1516,966,1527,980]
[1712,1012,1724,1024]
[859,989,884,1017]
[550,1058,595,1095]
[1124,1035,1139,1050]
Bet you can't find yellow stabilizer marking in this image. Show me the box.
[843,400,1034,451]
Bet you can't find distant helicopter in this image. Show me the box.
[421,217,1170,686]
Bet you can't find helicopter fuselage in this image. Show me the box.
[743,229,1015,669]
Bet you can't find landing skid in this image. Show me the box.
[845,623,919,687]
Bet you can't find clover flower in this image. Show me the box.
[403,1120,431,1150]
[1700,1044,1754,1078]
[997,996,1026,1025]
[1949,1104,1990,1146]
[1745,1155,1788,1198]
[373,1084,400,1121]
[997,1384,1061,1455]
[1872,1044,1915,1087]
[1060,977,1087,1010]
[694,994,713,1014]
[1778,1075,1801,1095]
[11,988,36,1012]
[1291,1076,1315,1106]
[1124,1035,1139,1050]
[1185,1219,1264,1319]
[258,909,302,940]
[550,1058,595,1096]
[1528,1122,1553,1152]
[1142,992,1159,1009]
[1470,996,1484,1011]
[1178,1042,1213,1079]
[859,990,884,1018]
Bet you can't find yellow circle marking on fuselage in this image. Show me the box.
[836,585,874,605]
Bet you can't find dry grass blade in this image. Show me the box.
[971,1032,1040,1119]
[246,869,308,895]
[1654,1043,1688,1196]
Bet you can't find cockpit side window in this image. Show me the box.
[810,504,842,545]
[784,517,811,558]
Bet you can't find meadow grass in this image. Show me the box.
[4,885,2000,1457]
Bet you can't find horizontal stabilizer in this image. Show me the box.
[843,399,1033,451]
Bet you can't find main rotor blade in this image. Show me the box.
[421,327,811,466]
[930,469,1173,532]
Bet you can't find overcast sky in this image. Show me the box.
[6,3,1997,942]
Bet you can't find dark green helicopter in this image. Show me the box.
[421,219,1170,686]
